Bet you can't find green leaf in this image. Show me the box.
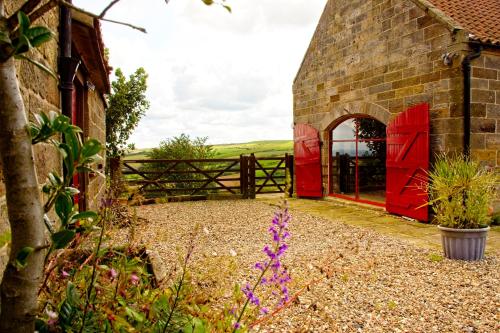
[17,12,31,34]
[15,246,34,269]
[76,165,96,174]
[64,186,80,196]
[223,5,232,13]
[42,184,52,194]
[55,193,73,225]
[125,306,145,323]
[48,172,63,186]
[52,115,71,132]
[81,139,102,159]
[13,34,32,54]
[30,123,40,140]
[201,0,214,5]
[70,211,98,224]
[0,30,11,45]
[34,112,47,126]
[58,143,75,178]
[25,26,53,47]
[184,318,207,333]
[51,230,76,249]
[64,130,81,163]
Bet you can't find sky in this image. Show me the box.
[74,0,326,147]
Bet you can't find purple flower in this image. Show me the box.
[254,262,264,271]
[242,283,260,306]
[61,270,70,278]
[233,202,292,329]
[130,273,139,285]
[109,268,118,279]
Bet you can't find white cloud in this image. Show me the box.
[75,0,326,147]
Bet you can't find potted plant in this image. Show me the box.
[428,154,498,261]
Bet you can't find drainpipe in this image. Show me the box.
[462,45,482,157]
[59,1,79,118]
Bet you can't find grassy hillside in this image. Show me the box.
[212,140,293,158]
[125,140,293,160]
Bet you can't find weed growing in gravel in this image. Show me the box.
[231,202,292,331]
[36,198,294,332]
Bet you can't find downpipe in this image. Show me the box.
[461,45,482,157]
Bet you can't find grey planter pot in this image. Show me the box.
[438,226,490,261]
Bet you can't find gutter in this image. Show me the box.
[461,45,482,157]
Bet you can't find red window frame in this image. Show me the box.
[328,116,386,208]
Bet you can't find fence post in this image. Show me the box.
[249,153,256,199]
[240,155,248,199]
[285,154,294,197]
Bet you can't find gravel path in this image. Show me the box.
[111,200,499,332]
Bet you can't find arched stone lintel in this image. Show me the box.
[319,102,391,133]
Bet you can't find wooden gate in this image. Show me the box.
[386,103,430,221]
[121,154,294,199]
[294,124,322,197]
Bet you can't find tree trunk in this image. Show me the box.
[0,4,46,330]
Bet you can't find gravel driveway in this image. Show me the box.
[112,200,499,332]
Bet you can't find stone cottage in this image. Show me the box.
[0,2,110,233]
[293,0,499,221]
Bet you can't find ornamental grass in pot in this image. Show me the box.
[428,154,498,261]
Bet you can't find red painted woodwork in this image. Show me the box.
[71,84,86,210]
[71,88,79,199]
[294,123,322,197]
[386,103,430,221]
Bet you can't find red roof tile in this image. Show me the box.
[427,0,500,45]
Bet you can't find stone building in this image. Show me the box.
[0,2,110,233]
[293,0,499,220]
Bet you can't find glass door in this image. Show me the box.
[330,117,386,206]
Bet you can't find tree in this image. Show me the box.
[0,1,230,331]
[106,67,149,158]
[145,134,216,194]
[148,134,215,161]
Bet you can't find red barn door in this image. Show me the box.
[294,124,322,197]
[386,103,429,221]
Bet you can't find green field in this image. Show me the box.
[212,140,293,158]
[125,140,293,160]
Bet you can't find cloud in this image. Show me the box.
[75,0,326,148]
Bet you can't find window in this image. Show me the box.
[330,117,386,205]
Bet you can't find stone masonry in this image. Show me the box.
[293,0,500,210]
[0,1,61,234]
[0,1,108,233]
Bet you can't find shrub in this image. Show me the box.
[428,154,498,229]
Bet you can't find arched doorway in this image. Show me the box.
[329,116,386,206]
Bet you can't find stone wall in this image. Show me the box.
[0,2,109,231]
[85,89,107,210]
[470,50,500,211]
[293,0,499,202]
[0,1,61,234]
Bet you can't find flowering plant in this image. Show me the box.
[232,202,292,331]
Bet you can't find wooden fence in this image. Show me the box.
[121,154,294,199]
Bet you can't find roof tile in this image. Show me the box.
[428,0,500,45]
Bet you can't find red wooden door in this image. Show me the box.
[386,103,429,221]
[294,124,322,197]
